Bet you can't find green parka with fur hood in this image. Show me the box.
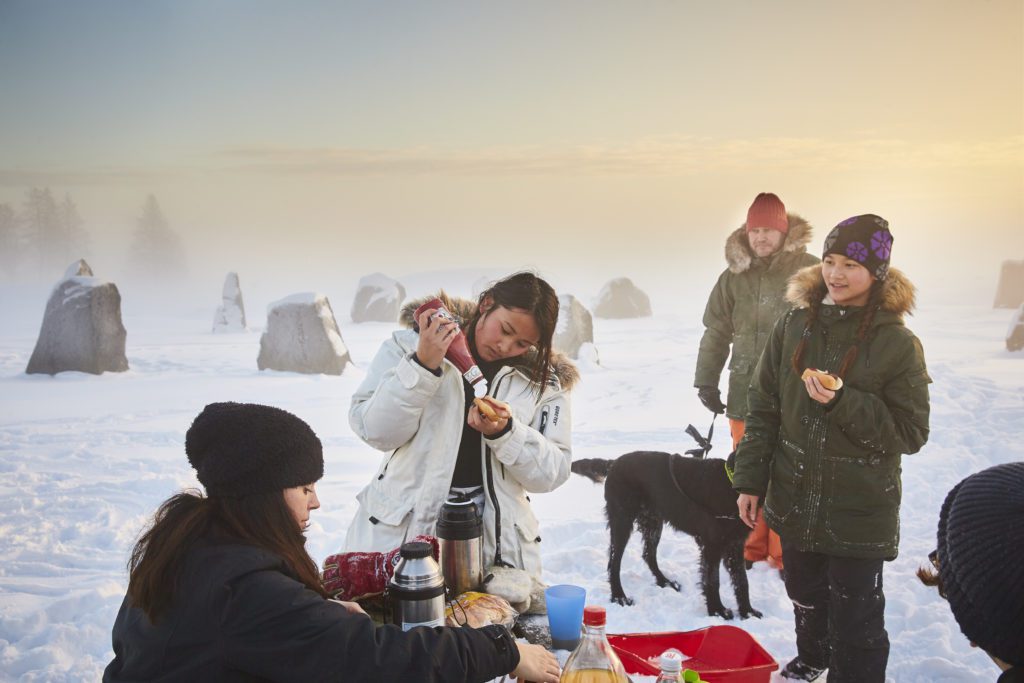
[344,294,578,584]
[695,214,820,419]
[731,265,931,559]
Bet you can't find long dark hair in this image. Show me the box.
[466,271,559,392]
[126,489,326,623]
[791,278,885,379]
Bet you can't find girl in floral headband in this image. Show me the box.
[731,214,932,682]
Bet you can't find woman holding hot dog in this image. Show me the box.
[731,215,931,682]
[344,271,576,604]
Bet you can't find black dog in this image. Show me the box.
[571,451,761,620]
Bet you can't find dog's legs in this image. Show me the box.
[698,538,733,620]
[724,539,762,619]
[638,510,681,592]
[606,500,635,606]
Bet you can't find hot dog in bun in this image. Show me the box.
[801,368,843,391]
[473,397,508,423]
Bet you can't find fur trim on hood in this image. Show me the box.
[399,293,579,391]
[785,264,917,318]
[725,213,813,274]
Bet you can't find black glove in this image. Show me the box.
[697,386,726,415]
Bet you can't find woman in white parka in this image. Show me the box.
[344,272,577,599]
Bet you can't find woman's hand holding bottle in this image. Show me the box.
[415,307,458,370]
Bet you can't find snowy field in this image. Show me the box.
[1,275,1022,682]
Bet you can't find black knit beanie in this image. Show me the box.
[822,214,893,281]
[936,462,1024,666]
[185,402,324,497]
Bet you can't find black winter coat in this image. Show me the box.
[104,540,518,682]
[732,265,930,559]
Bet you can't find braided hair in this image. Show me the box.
[791,278,885,380]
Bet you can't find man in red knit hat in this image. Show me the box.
[693,192,819,571]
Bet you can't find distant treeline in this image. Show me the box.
[0,190,185,281]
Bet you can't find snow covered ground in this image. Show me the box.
[1,276,1021,682]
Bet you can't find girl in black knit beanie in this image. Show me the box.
[103,402,559,683]
[919,462,1024,681]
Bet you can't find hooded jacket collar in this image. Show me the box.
[785,264,917,319]
[725,213,814,274]
[399,293,580,391]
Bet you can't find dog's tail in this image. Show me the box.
[570,458,615,483]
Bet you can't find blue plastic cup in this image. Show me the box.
[545,584,586,651]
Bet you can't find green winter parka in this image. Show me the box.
[695,215,820,419]
[732,265,931,559]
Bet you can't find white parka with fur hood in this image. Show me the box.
[344,295,578,583]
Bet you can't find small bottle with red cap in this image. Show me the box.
[559,606,629,683]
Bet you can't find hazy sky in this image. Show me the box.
[1,0,1021,306]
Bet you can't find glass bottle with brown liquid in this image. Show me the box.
[559,606,629,683]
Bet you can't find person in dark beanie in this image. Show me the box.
[104,402,559,683]
[919,462,1024,681]
[694,192,818,571]
[732,215,931,682]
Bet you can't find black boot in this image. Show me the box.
[781,658,826,681]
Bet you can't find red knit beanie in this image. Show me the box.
[746,193,788,234]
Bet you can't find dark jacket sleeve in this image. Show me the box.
[694,270,735,388]
[731,311,789,496]
[221,566,518,683]
[824,332,931,456]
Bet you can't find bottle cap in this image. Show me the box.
[659,648,683,672]
[472,379,488,398]
[582,605,606,626]
[399,541,432,559]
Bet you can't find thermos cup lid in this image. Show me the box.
[399,541,432,559]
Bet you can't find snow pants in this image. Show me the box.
[780,538,889,683]
[731,418,783,569]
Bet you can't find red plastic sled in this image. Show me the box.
[607,626,778,683]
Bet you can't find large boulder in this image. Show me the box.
[212,272,247,333]
[26,259,129,375]
[1007,304,1024,352]
[257,293,351,375]
[593,277,652,319]
[553,294,594,359]
[350,273,406,323]
[994,260,1024,308]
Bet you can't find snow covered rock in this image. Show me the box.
[994,259,1024,309]
[1007,304,1024,352]
[26,259,129,375]
[553,294,594,359]
[350,273,406,323]
[212,272,247,333]
[593,277,652,319]
[257,293,351,375]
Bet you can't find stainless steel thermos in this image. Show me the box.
[436,497,484,597]
[387,541,446,630]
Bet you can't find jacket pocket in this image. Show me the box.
[764,440,803,525]
[512,511,543,578]
[823,455,899,551]
[358,482,414,528]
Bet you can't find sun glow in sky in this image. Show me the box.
[1,0,1021,306]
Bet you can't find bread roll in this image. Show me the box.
[801,368,843,391]
[473,395,501,421]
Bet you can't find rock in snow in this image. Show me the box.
[553,293,594,359]
[994,259,1024,309]
[593,277,652,319]
[1007,304,1024,352]
[26,259,129,375]
[257,293,351,375]
[212,272,247,333]
[350,273,406,323]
